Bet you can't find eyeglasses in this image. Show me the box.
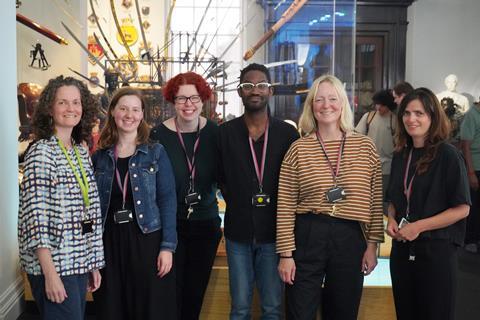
[238,82,272,92]
[174,95,202,104]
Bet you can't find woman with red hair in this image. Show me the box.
[151,72,222,320]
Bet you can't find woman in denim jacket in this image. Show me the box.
[92,87,177,320]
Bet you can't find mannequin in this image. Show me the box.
[436,74,470,113]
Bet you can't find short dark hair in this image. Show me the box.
[372,89,396,111]
[239,63,271,83]
[31,75,98,144]
[393,81,414,96]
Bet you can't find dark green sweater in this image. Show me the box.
[150,119,219,220]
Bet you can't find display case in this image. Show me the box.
[259,0,357,122]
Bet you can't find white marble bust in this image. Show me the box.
[436,74,470,113]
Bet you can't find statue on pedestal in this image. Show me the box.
[436,74,470,113]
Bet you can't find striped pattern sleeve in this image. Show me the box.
[276,142,300,253]
[276,134,384,253]
[19,142,62,250]
[364,139,384,242]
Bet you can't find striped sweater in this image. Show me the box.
[276,132,384,253]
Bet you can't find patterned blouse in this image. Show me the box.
[18,136,105,276]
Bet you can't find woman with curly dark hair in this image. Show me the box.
[150,72,222,320]
[386,87,470,320]
[18,76,104,320]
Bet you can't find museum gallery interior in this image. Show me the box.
[1,0,480,319]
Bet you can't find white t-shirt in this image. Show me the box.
[355,111,396,175]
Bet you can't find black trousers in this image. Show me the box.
[286,213,366,320]
[175,216,222,320]
[466,171,480,243]
[390,239,458,320]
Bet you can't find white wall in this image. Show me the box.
[406,0,480,104]
[17,1,87,86]
[0,3,23,320]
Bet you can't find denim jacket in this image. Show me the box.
[92,143,177,252]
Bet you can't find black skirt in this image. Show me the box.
[93,212,176,320]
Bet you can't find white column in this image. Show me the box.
[0,3,23,320]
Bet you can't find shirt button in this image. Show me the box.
[131,163,136,167]
[133,174,138,178]
[139,214,143,219]
[144,227,148,232]
[134,186,139,191]
[137,200,141,205]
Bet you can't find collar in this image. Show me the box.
[106,143,149,157]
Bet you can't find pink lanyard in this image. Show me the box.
[114,146,129,210]
[174,118,201,187]
[316,132,346,185]
[403,149,416,220]
[248,119,269,192]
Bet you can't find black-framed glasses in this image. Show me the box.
[174,95,202,104]
[237,82,272,91]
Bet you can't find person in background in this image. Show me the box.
[150,72,222,320]
[218,63,299,319]
[356,89,397,213]
[18,75,104,320]
[92,87,177,320]
[386,88,470,320]
[460,101,480,253]
[277,74,383,320]
[392,81,414,107]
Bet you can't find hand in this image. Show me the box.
[157,250,173,278]
[396,222,421,241]
[386,216,400,240]
[361,243,378,275]
[278,257,296,285]
[44,271,67,303]
[87,270,101,292]
[468,172,479,190]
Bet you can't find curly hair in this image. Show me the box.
[97,87,150,149]
[395,87,450,175]
[31,75,98,144]
[163,72,212,103]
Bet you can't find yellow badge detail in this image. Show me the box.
[116,18,138,46]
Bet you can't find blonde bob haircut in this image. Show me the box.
[298,75,354,135]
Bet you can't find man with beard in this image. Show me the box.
[218,63,299,319]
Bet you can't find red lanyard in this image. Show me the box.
[114,146,129,210]
[174,118,201,187]
[316,132,346,185]
[403,148,416,220]
[249,119,269,192]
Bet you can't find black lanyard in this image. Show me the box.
[403,148,416,220]
[248,119,269,193]
[114,146,130,210]
[174,118,201,190]
[316,132,346,185]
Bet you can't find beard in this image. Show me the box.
[242,94,269,113]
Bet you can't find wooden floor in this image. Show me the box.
[199,257,395,320]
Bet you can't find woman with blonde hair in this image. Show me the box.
[277,75,384,319]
